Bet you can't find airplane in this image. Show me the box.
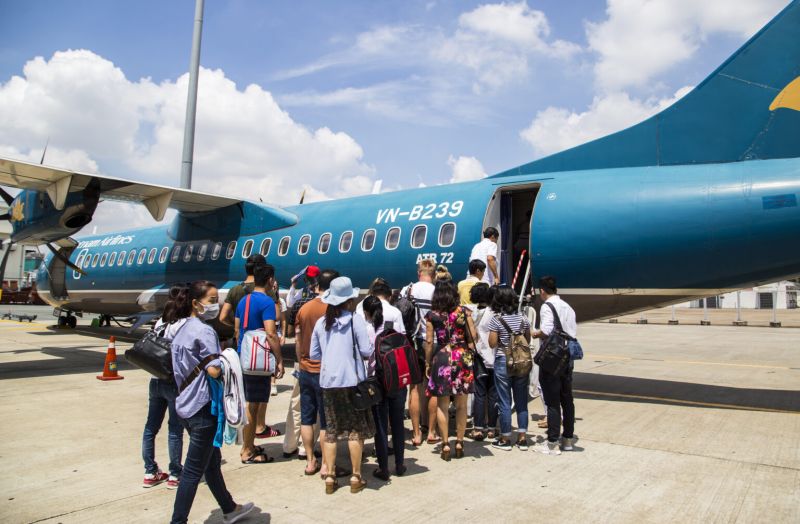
[1,1,799,329]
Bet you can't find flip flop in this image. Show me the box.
[426,436,442,445]
[304,458,321,476]
[241,450,274,464]
[255,426,282,438]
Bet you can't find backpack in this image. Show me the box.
[375,328,423,393]
[393,283,420,336]
[496,315,533,378]
[239,295,277,376]
[533,303,572,376]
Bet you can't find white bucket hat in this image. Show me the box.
[321,276,360,306]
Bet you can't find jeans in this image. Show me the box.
[472,368,498,431]
[539,367,575,443]
[171,403,236,524]
[142,378,183,477]
[299,370,327,428]
[373,388,408,472]
[493,352,530,437]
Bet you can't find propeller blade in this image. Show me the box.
[0,241,13,301]
[0,213,10,221]
[45,243,87,276]
[40,138,49,165]
[0,187,13,206]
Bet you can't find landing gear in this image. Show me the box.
[55,309,79,329]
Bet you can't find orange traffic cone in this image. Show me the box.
[97,336,124,381]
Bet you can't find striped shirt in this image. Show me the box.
[487,313,531,349]
[400,281,434,339]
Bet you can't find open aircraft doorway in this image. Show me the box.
[482,183,539,293]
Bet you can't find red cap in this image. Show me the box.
[306,265,321,278]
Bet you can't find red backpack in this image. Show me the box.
[375,328,422,394]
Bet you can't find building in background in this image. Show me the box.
[680,280,798,310]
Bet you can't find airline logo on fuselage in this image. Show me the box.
[376,200,464,224]
[769,76,800,112]
[77,234,135,249]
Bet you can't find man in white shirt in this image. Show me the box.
[355,279,406,334]
[532,275,576,456]
[399,259,436,445]
[469,227,500,284]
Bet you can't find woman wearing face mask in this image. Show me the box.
[169,280,255,524]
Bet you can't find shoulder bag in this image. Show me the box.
[239,294,277,376]
[125,321,188,381]
[350,318,384,410]
[534,303,572,376]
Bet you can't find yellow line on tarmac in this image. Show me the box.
[575,389,800,414]
[592,354,792,370]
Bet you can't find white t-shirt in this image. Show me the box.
[473,307,495,368]
[539,295,577,338]
[355,298,406,335]
[469,238,499,284]
[399,281,435,339]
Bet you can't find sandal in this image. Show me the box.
[320,465,352,480]
[426,435,442,445]
[455,440,464,459]
[440,443,451,462]
[255,426,282,438]
[241,450,274,464]
[324,474,338,495]
[304,458,321,476]
[411,433,423,447]
[350,473,367,494]
[487,430,496,440]
[469,430,485,441]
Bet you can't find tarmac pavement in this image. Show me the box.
[0,314,797,523]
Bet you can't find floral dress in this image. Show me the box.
[426,306,475,397]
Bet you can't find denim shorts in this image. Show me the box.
[243,374,271,403]
[299,370,326,428]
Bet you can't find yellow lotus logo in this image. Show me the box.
[769,76,800,112]
[10,199,24,222]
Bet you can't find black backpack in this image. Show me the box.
[393,283,420,336]
[375,328,423,392]
[534,303,572,376]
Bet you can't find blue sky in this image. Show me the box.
[0,0,790,226]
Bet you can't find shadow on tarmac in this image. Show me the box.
[573,372,800,413]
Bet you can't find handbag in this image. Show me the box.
[239,294,277,376]
[465,310,487,381]
[125,321,187,380]
[350,318,383,411]
[533,303,571,376]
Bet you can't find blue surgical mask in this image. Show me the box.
[197,302,219,321]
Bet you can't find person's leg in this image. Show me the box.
[512,375,530,444]
[282,374,302,455]
[322,436,337,491]
[427,395,439,440]
[454,394,468,442]
[560,369,575,438]
[493,353,513,442]
[539,370,562,443]
[487,369,499,432]
[312,374,329,475]
[389,389,408,469]
[203,447,237,514]
[171,406,236,524]
[241,402,259,459]
[256,402,268,434]
[373,402,390,473]
[409,340,426,444]
[472,373,487,433]
[142,379,167,476]
[165,397,184,479]
[298,371,319,472]
[436,396,450,454]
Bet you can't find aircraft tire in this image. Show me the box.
[66,316,77,329]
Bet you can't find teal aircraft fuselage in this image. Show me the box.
[8,0,800,322]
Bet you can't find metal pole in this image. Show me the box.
[517,262,531,314]
[180,0,205,189]
[733,290,747,326]
[701,297,710,325]
[668,304,678,324]
[771,289,781,327]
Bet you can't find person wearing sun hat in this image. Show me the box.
[309,276,375,495]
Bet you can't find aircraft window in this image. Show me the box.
[197,243,207,262]
[242,239,254,258]
[278,236,291,256]
[75,253,85,269]
[318,233,331,254]
[91,254,99,267]
[259,238,271,257]
[211,242,222,260]
[438,222,456,247]
[147,248,157,264]
[410,225,427,248]
[226,241,237,260]
[159,247,169,264]
[117,251,126,266]
[385,227,401,250]
[361,229,376,252]
[83,254,92,269]
[298,234,311,255]
[100,253,108,267]
[171,245,181,263]
[127,250,136,266]
[137,249,147,265]
[108,252,117,266]
[183,244,194,262]
[339,231,353,253]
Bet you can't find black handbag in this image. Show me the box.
[125,322,186,380]
[350,319,383,411]
[533,303,571,377]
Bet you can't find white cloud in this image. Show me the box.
[447,154,487,183]
[520,86,692,157]
[588,0,788,90]
[0,50,377,234]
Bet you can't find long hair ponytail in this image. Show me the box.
[362,295,383,330]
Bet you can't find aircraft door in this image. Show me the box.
[47,246,75,300]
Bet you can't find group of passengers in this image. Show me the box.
[138,227,578,523]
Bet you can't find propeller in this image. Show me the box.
[0,187,13,221]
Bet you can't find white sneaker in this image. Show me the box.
[561,437,575,451]
[223,502,255,524]
[534,441,562,455]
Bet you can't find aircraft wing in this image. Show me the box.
[0,156,242,220]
